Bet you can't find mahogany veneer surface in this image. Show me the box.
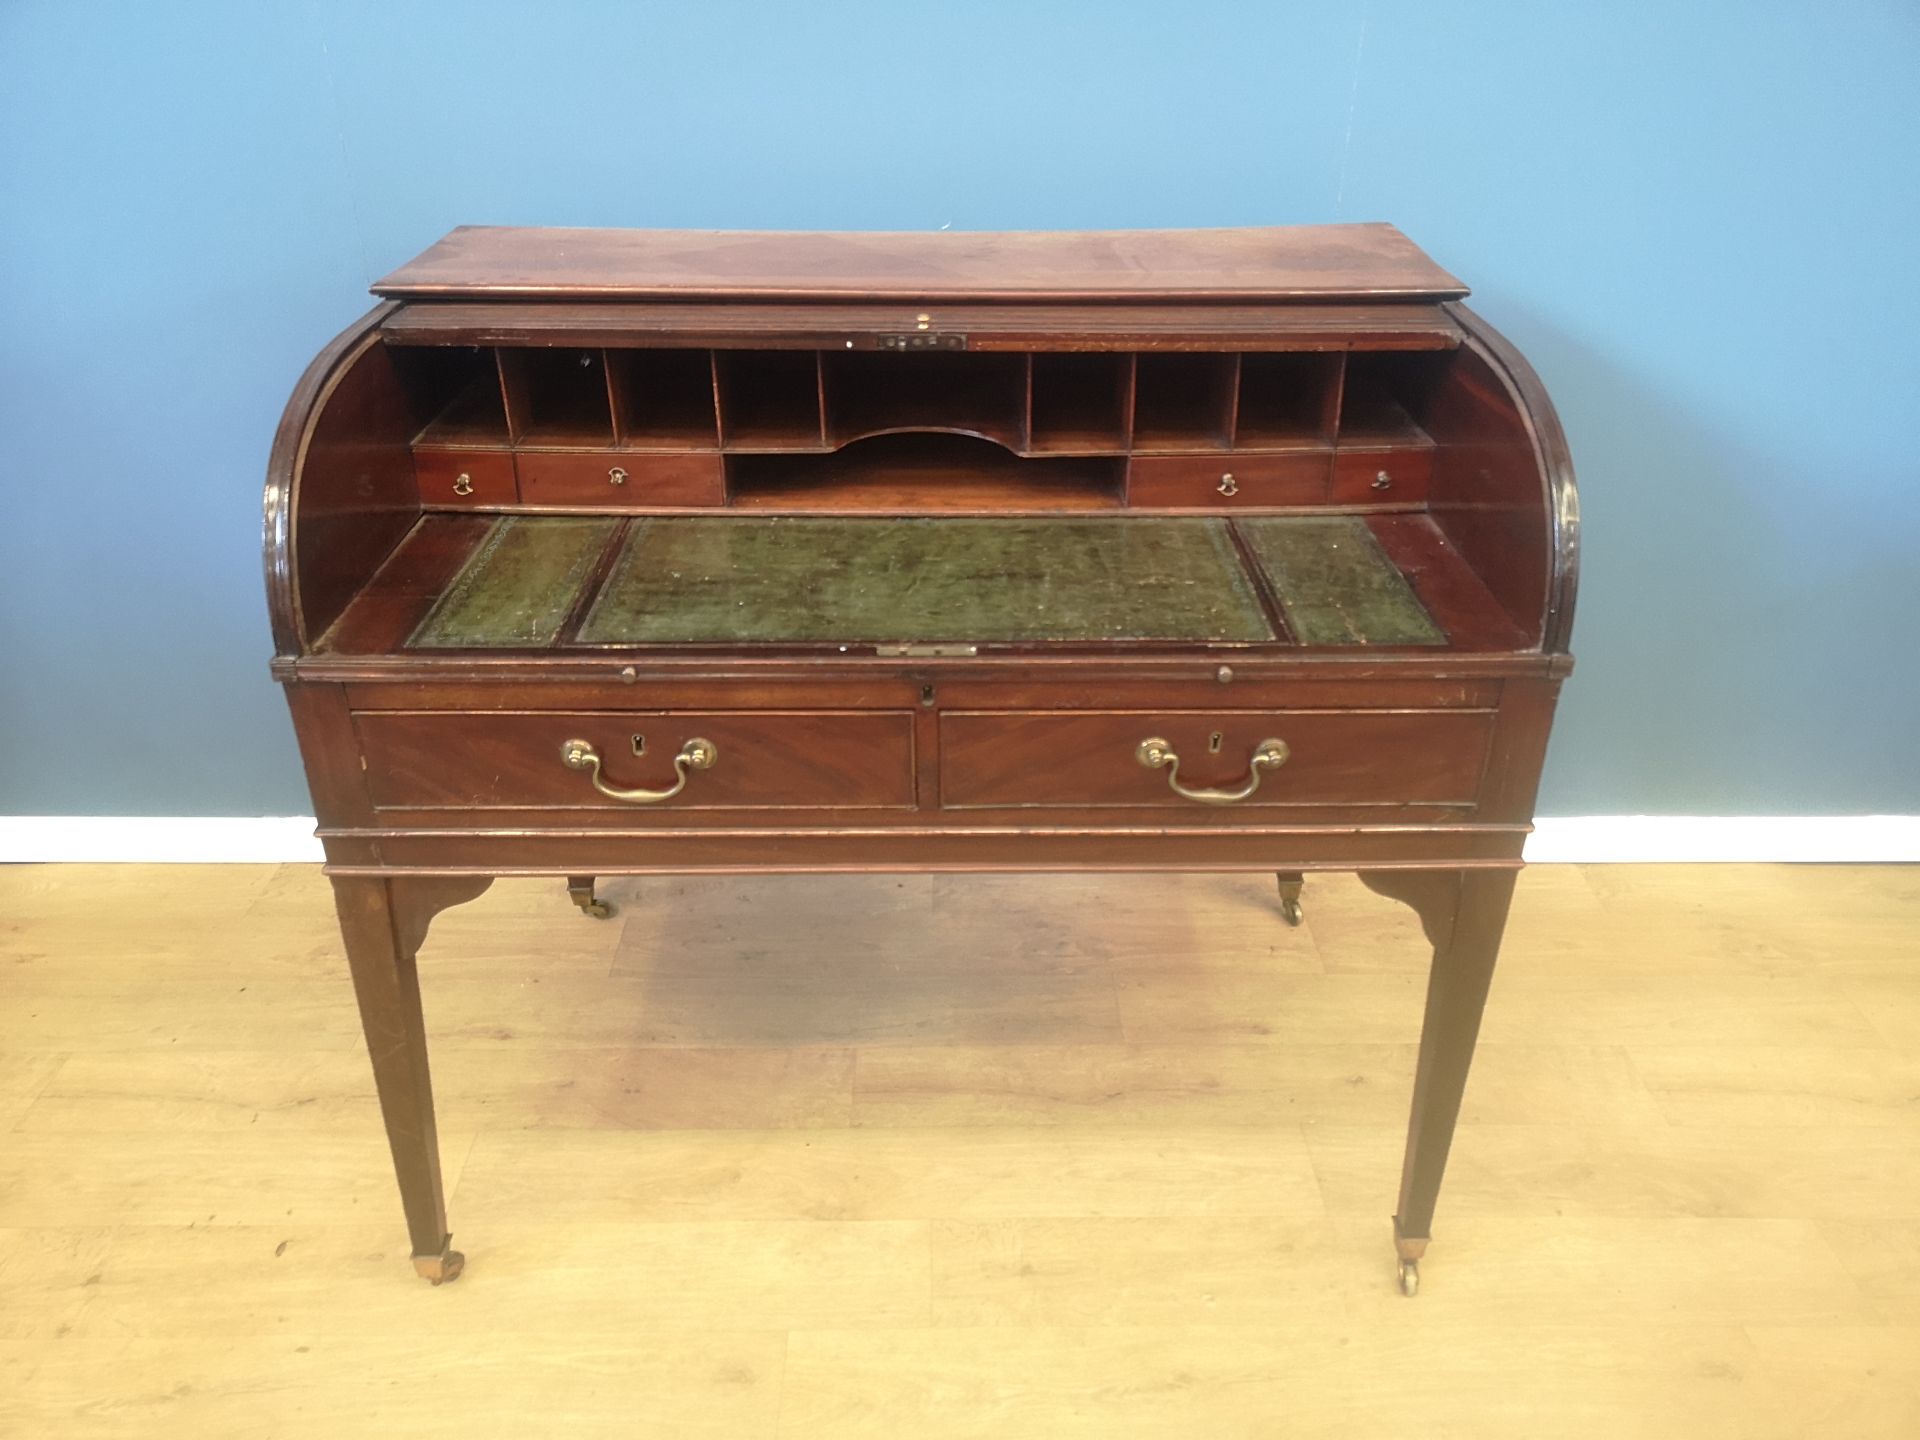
[268,224,1577,1293]
[374,224,1469,303]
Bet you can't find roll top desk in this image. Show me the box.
[265,224,1578,1292]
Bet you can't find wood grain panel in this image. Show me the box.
[352,709,917,810]
[1331,445,1432,502]
[283,328,420,645]
[516,450,723,508]
[1126,453,1329,507]
[412,448,515,506]
[381,299,1469,350]
[939,708,1493,809]
[374,223,1468,302]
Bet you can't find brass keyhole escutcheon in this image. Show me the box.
[1217,473,1238,496]
[1208,731,1224,754]
[609,466,628,486]
[630,734,646,756]
[452,473,473,496]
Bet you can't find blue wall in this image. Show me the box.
[3,1,1916,817]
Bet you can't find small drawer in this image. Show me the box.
[518,451,724,507]
[1128,454,1329,508]
[415,449,517,506]
[1332,447,1433,503]
[939,709,1492,810]
[354,710,916,811]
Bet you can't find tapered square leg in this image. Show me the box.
[331,875,465,1284]
[1360,866,1519,1294]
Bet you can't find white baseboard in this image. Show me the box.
[1524,815,1919,864]
[0,815,1915,865]
[0,817,328,864]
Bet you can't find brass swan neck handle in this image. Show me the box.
[560,737,716,804]
[1135,735,1289,805]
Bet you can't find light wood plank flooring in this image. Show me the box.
[1,862,1915,1437]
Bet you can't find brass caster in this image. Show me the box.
[1397,1258,1419,1297]
[1274,873,1305,927]
[567,877,613,920]
[412,1247,466,1286]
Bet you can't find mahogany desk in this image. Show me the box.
[265,225,1579,1293]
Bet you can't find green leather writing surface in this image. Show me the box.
[576,517,1275,645]
[401,514,1445,651]
[1239,516,1444,645]
[409,516,616,648]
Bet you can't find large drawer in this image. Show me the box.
[938,709,1492,809]
[354,710,917,810]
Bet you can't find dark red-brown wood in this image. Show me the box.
[374,224,1468,303]
[266,225,1577,1291]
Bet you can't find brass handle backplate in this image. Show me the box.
[560,736,716,804]
[1135,735,1289,805]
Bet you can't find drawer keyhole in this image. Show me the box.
[630,734,646,756]
[1208,731,1224,754]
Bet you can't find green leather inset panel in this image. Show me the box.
[409,515,616,648]
[576,516,1274,645]
[1239,516,1444,645]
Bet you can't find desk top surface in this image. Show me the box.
[400,515,1446,651]
[373,225,1467,304]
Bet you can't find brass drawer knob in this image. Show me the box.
[1217,472,1238,496]
[1372,470,1392,491]
[560,736,715,803]
[1136,735,1288,804]
[452,472,474,496]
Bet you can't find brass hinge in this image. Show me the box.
[874,643,978,657]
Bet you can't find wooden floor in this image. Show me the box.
[2,862,1917,1437]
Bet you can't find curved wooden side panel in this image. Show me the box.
[1433,303,1580,655]
[263,301,412,654]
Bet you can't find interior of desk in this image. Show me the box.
[315,512,1526,655]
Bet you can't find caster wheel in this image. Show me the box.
[1279,898,1303,927]
[1397,1259,1419,1297]
[567,879,615,920]
[413,1248,466,1286]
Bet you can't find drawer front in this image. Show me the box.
[1128,454,1329,507]
[355,710,916,810]
[1331,448,1433,503]
[415,449,517,506]
[939,709,1492,809]
[518,451,725,507]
